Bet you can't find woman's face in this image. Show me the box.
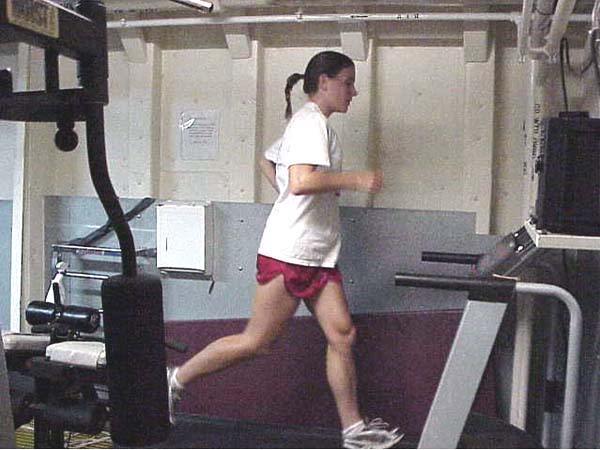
[319,66,358,116]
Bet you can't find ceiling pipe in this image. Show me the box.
[517,0,535,60]
[107,11,591,30]
[594,0,600,27]
[589,0,600,55]
[527,0,556,59]
[542,0,579,58]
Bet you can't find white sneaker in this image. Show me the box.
[167,366,183,425]
[342,418,404,449]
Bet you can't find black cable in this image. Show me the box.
[572,33,595,76]
[75,1,136,278]
[560,37,570,113]
[557,23,593,77]
[578,57,595,76]
[84,104,137,277]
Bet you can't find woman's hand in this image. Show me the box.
[353,170,383,193]
[258,156,279,192]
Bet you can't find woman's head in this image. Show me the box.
[285,51,356,119]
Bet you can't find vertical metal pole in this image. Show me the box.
[510,294,534,429]
[516,283,583,449]
[542,301,560,447]
[418,300,508,448]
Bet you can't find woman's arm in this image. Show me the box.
[288,164,383,195]
[258,155,279,192]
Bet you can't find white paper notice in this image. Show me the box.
[180,110,220,160]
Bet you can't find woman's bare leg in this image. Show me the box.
[176,275,300,385]
[307,281,362,429]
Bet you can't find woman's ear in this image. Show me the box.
[317,73,330,92]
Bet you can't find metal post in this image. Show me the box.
[418,300,508,448]
[516,282,583,449]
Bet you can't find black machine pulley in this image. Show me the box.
[55,120,79,152]
[26,301,59,325]
[26,301,101,334]
[61,304,101,333]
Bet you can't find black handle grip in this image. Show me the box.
[165,339,188,353]
[394,272,517,302]
[421,251,482,265]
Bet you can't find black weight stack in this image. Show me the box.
[101,273,169,446]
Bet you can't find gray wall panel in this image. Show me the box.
[44,196,499,321]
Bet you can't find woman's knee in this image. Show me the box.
[326,322,357,352]
[239,333,274,358]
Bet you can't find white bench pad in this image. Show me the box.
[2,331,51,352]
[46,341,106,369]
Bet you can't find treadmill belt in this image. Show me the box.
[149,415,342,448]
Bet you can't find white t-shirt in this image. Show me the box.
[258,102,342,268]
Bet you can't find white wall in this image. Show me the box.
[46,48,162,198]
[10,20,598,244]
[1,18,596,326]
[374,45,466,211]
[0,48,17,200]
[492,47,528,233]
[160,45,260,202]
[0,119,16,200]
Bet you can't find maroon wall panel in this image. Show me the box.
[165,310,497,434]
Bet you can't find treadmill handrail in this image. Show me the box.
[394,272,517,302]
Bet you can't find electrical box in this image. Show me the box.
[156,202,213,276]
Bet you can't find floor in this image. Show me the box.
[15,422,112,449]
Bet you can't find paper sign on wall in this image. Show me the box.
[179,110,220,161]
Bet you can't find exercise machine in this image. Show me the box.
[4,197,171,446]
[0,0,168,446]
[395,226,582,449]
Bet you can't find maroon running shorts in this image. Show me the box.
[256,254,343,299]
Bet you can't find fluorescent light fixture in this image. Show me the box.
[169,0,214,12]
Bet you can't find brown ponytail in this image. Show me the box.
[284,73,304,119]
